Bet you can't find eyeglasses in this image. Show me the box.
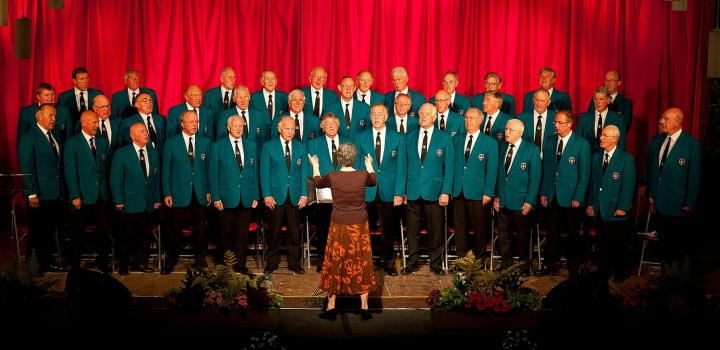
[553,121,570,125]
[504,128,519,133]
[435,98,450,102]
[95,105,110,109]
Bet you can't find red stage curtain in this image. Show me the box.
[0,0,711,170]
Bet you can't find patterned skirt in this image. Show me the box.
[318,221,377,295]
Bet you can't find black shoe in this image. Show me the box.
[98,263,112,274]
[400,265,418,275]
[318,308,338,320]
[360,309,372,321]
[384,266,398,276]
[316,264,323,273]
[289,266,305,275]
[263,266,277,275]
[118,266,129,276]
[430,267,445,276]
[46,264,66,273]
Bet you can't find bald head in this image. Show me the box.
[310,67,328,90]
[92,95,111,120]
[504,119,524,143]
[130,122,150,147]
[220,67,236,90]
[659,107,684,135]
[185,85,203,108]
[599,125,620,152]
[435,90,451,113]
[80,110,99,136]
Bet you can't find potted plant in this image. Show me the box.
[427,251,543,331]
[162,251,283,329]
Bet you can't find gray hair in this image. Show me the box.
[336,143,358,167]
[594,87,611,99]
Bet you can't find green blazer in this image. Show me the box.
[325,100,371,140]
[518,110,557,147]
[471,92,517,116]
[209,137,259,209]
[405,129,454,201]
[384,89,426,115]
[166,104,215,141]
[576,110,627,152]
[120,113,167,154]
[250,89,288,122]
[434,110,466,138]
[644,132,701,216]
[540,132,591,207]
[386,113,420,136]
[356,129,407,202]
[260,138,309,205]
[452,132,498,200]
[216,107,271,146]
[306,136,348,175]
[57,88,103,126]
[270,113,320,144]
[496,140,541,210]
[430,93,471,116]
[162,134,210,207]
[63,133,111,204]
[587,93,633,131]
[110,88,159,120]
[522,89,571,114]
[18,126,64,200]
[480,111,512,143]
[17,104,72,146]
[355,90,385,106]
[588,148,635,221]
[301,87,340,117]
[203,86,235,113]
[110,144,161,213]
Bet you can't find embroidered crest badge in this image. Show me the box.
[612,172,620,180]
[520,162,527,170]
[359,120,366,128]
[568,157,575,164]
[296,159,302,166]
[249,158,254,165]
[436,149,443,157]
[478,153,485,161]
[678,158,686,166]
[200,153,207,161]
[391,150,397,158]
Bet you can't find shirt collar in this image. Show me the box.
[37,123,50,135]
[605,146,617,159]
[81,130,94,142]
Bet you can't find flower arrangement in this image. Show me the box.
[427,251,542,315]
[165,251,283,313]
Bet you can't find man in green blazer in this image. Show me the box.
[203,67,236,112]
[270,90,320,144]
[161,111,212,274]
[518,89,556,155]
[18,104,66,273]
[250,70,288,122]
[386,94,419,136]
[110,69,159,120]
[260,116,310,274]
[586,125,635,283]
[384,66,426,115]
[587,71,633,131]
[452,108,498,261]
[217,86,270,146]
[355,70,385,106]
[120,92,166,154]
[306,113,348,271]
[166,85,215,141]
[356,104,407,276]
[429,72,471,116]
[92,95,122,153]
[521,67,572,114]
[64,111,112,273]
[643,108,701,266]
[494,119,541,275]
[577,87,627,152]
[210,116,259,274]
[539,111,591,277]
[471,72,517,116]
[432,90,466,138]
[110,123,161,275]
[301,67,340,117]
[402,104,454,276]
[326,76,371,141]
[17,83,71,146]
[481,91,512,143]
[57,67,103,128]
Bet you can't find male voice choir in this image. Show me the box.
[17,66,701,283]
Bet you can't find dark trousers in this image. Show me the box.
[117,211,156,269]
[367,195,401,267]
[219,204,252,269]
[596,218,630,280]
[26,198,64,268]
[655,213,691,266]
[266,197,301,269]
[165,195,207,268]
[312,203,332,262]
[453,193,489,258]
[544,200,585,269]
[496,207,532,266]
[406,199,444,269]
[68,199,111,267]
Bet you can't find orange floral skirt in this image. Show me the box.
[318,221,377,295]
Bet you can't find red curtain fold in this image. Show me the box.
[0,0,711,171]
